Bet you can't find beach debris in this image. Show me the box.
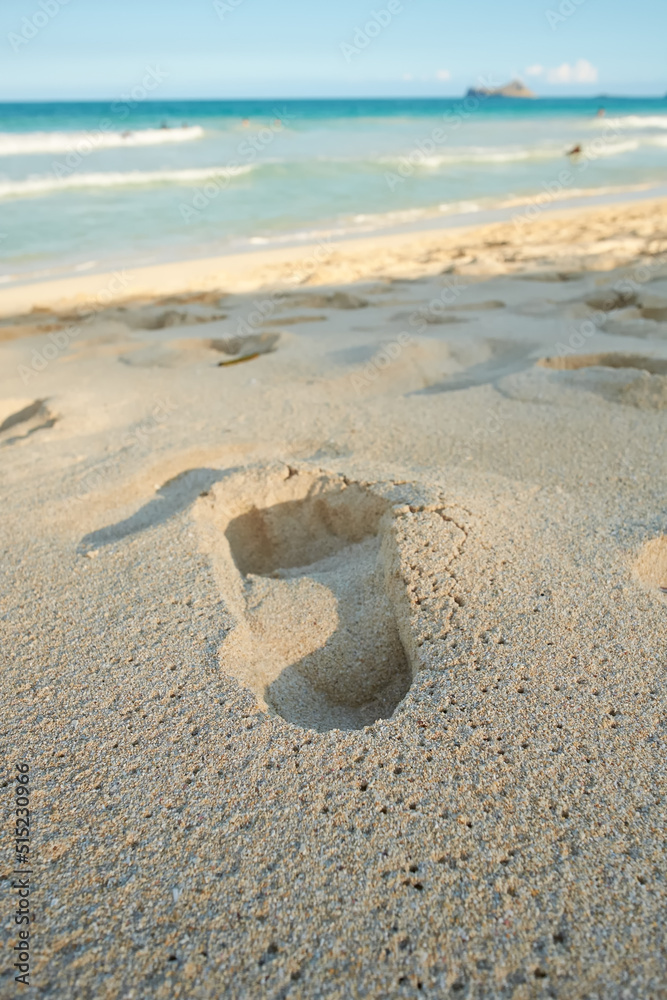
[537,352,667,375]
[217,353,260,367]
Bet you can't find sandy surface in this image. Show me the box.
[1,198,666,999]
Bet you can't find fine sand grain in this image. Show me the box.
[1,198,666,1000]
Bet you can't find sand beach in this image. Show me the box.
[1,196,666,998]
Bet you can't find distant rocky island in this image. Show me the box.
[466,79,537,99]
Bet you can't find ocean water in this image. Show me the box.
[1,97,666,283]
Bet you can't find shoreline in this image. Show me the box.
[1,180,664,288]
[2,192,667,318]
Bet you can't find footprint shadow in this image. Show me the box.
[0,399,56,445]
[79,468,226,552]
[199,467,415,732]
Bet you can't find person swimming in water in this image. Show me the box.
[567,144,583,159]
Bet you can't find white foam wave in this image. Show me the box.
[0,164,255,200]
[382,136,650,170]
[593,115,667,130]
[346,184,657,237]
[381,146,566,168]
[588,140,639,157]
[0,126,205,157]
[241,201,488,248]
[348,186,652,231]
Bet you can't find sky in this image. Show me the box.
[0,0,665,101]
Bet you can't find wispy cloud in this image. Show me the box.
[436,69,451,81]
[547,58,598,83]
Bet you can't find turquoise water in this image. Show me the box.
[1,97,666,282]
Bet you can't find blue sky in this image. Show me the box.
[1,0,665,100]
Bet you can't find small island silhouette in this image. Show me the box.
[466,79,537,99]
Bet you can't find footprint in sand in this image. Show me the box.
[453,299,506,312]
[209,332,280,361]
[0,317,73,345]
[585,290,639,312]
[640,296,667,323]
[107,300,227,331]
[602,310,666,340]
[196,465,468,732]
[499,352,667,410]
[602,295,667,340]
[259,315,327,327]
[0,398,56,443]
[275,291,368,311]
[119,332,280,368]
[516,271,584,283]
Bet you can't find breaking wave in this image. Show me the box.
[0,125,205,157]
[0,164,255,200]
